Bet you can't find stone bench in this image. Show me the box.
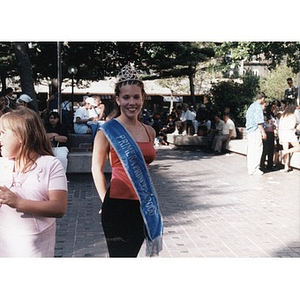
[227,139,300,170]
[290,152,300,170]
[227,139,247,155]
[66,130,299,173]
[67,152,111,174]
[168,130,300,170]
[168,127,246,148]
[67,133,93,152]
[66,133,111,174]
[172,135,208,148]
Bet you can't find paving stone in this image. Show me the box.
[55,147,300,258]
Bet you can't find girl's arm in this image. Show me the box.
[0,187,67,218]
[91,129,110,202]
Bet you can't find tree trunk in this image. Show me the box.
[297,71,300,105]
[188,69,196,106]
[14,42,38,111]
[1,74,6,93]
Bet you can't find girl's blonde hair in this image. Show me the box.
[0,107,54,172]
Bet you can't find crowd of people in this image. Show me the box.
[1,89,109,173]
[146,99,238,155]
[246,89,300,175]
[146,78,300,175]
[1,90,71,173]
[142,80,300,176]
[1,77,300,177]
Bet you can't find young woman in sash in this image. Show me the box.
[92,64,162,257]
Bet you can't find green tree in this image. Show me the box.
[142,42,215,105]
[215,42,300,73]
[210,72,260,126]
[14,43,38,111]
[259,65,296,101]
[0,43,18,92]
[0,41,148,108]
[28,42,146,82]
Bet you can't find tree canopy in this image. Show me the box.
[215,42,300,74]
[0,41,299,112]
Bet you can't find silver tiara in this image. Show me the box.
[117,64,141,83]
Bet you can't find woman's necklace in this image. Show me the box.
[11,159,38,188]
[12,171,30,187]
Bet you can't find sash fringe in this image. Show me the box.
[145,235,163,257]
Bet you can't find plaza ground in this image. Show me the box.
[55,146,300,258]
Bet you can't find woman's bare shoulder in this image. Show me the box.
[143,123,156,140]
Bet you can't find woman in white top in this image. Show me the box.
[279,103,300,172]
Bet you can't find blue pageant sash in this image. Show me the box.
[100,119,163,256]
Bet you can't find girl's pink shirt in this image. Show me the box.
[0,155,67,234]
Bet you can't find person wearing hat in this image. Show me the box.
[86,97,98,120]
[16,94,33,107]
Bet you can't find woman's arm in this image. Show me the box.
[76,116,91,124]
[91,129,110,202]
[47,133,68,144]
[0,187,67,218]
[98,104,106,120]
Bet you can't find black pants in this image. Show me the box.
[101,191,145,257]
[260,131,275,170]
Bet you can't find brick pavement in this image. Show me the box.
[55,146,300,258]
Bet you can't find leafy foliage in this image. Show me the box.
[210,72,260,126]
[0,43,18,92]
[142,42,215,79]
[259,65,296,101]
[215,42,300,73]
[0,41,299,115]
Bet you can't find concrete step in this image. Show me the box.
[172,135,208,147]
[227,139,300,170]
[290,152,300,170]
[70,147,92,152]
[67,152,111,174]
[67,133,93,150]
[227,139,247,155]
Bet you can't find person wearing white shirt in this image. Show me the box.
[212,114,236,154]
[180,103,196,135]
[73,99,94,134]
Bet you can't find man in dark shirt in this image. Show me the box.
[284,78,298,105]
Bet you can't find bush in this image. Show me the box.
[210,72,260,126]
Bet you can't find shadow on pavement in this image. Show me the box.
[55,173,110,258]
